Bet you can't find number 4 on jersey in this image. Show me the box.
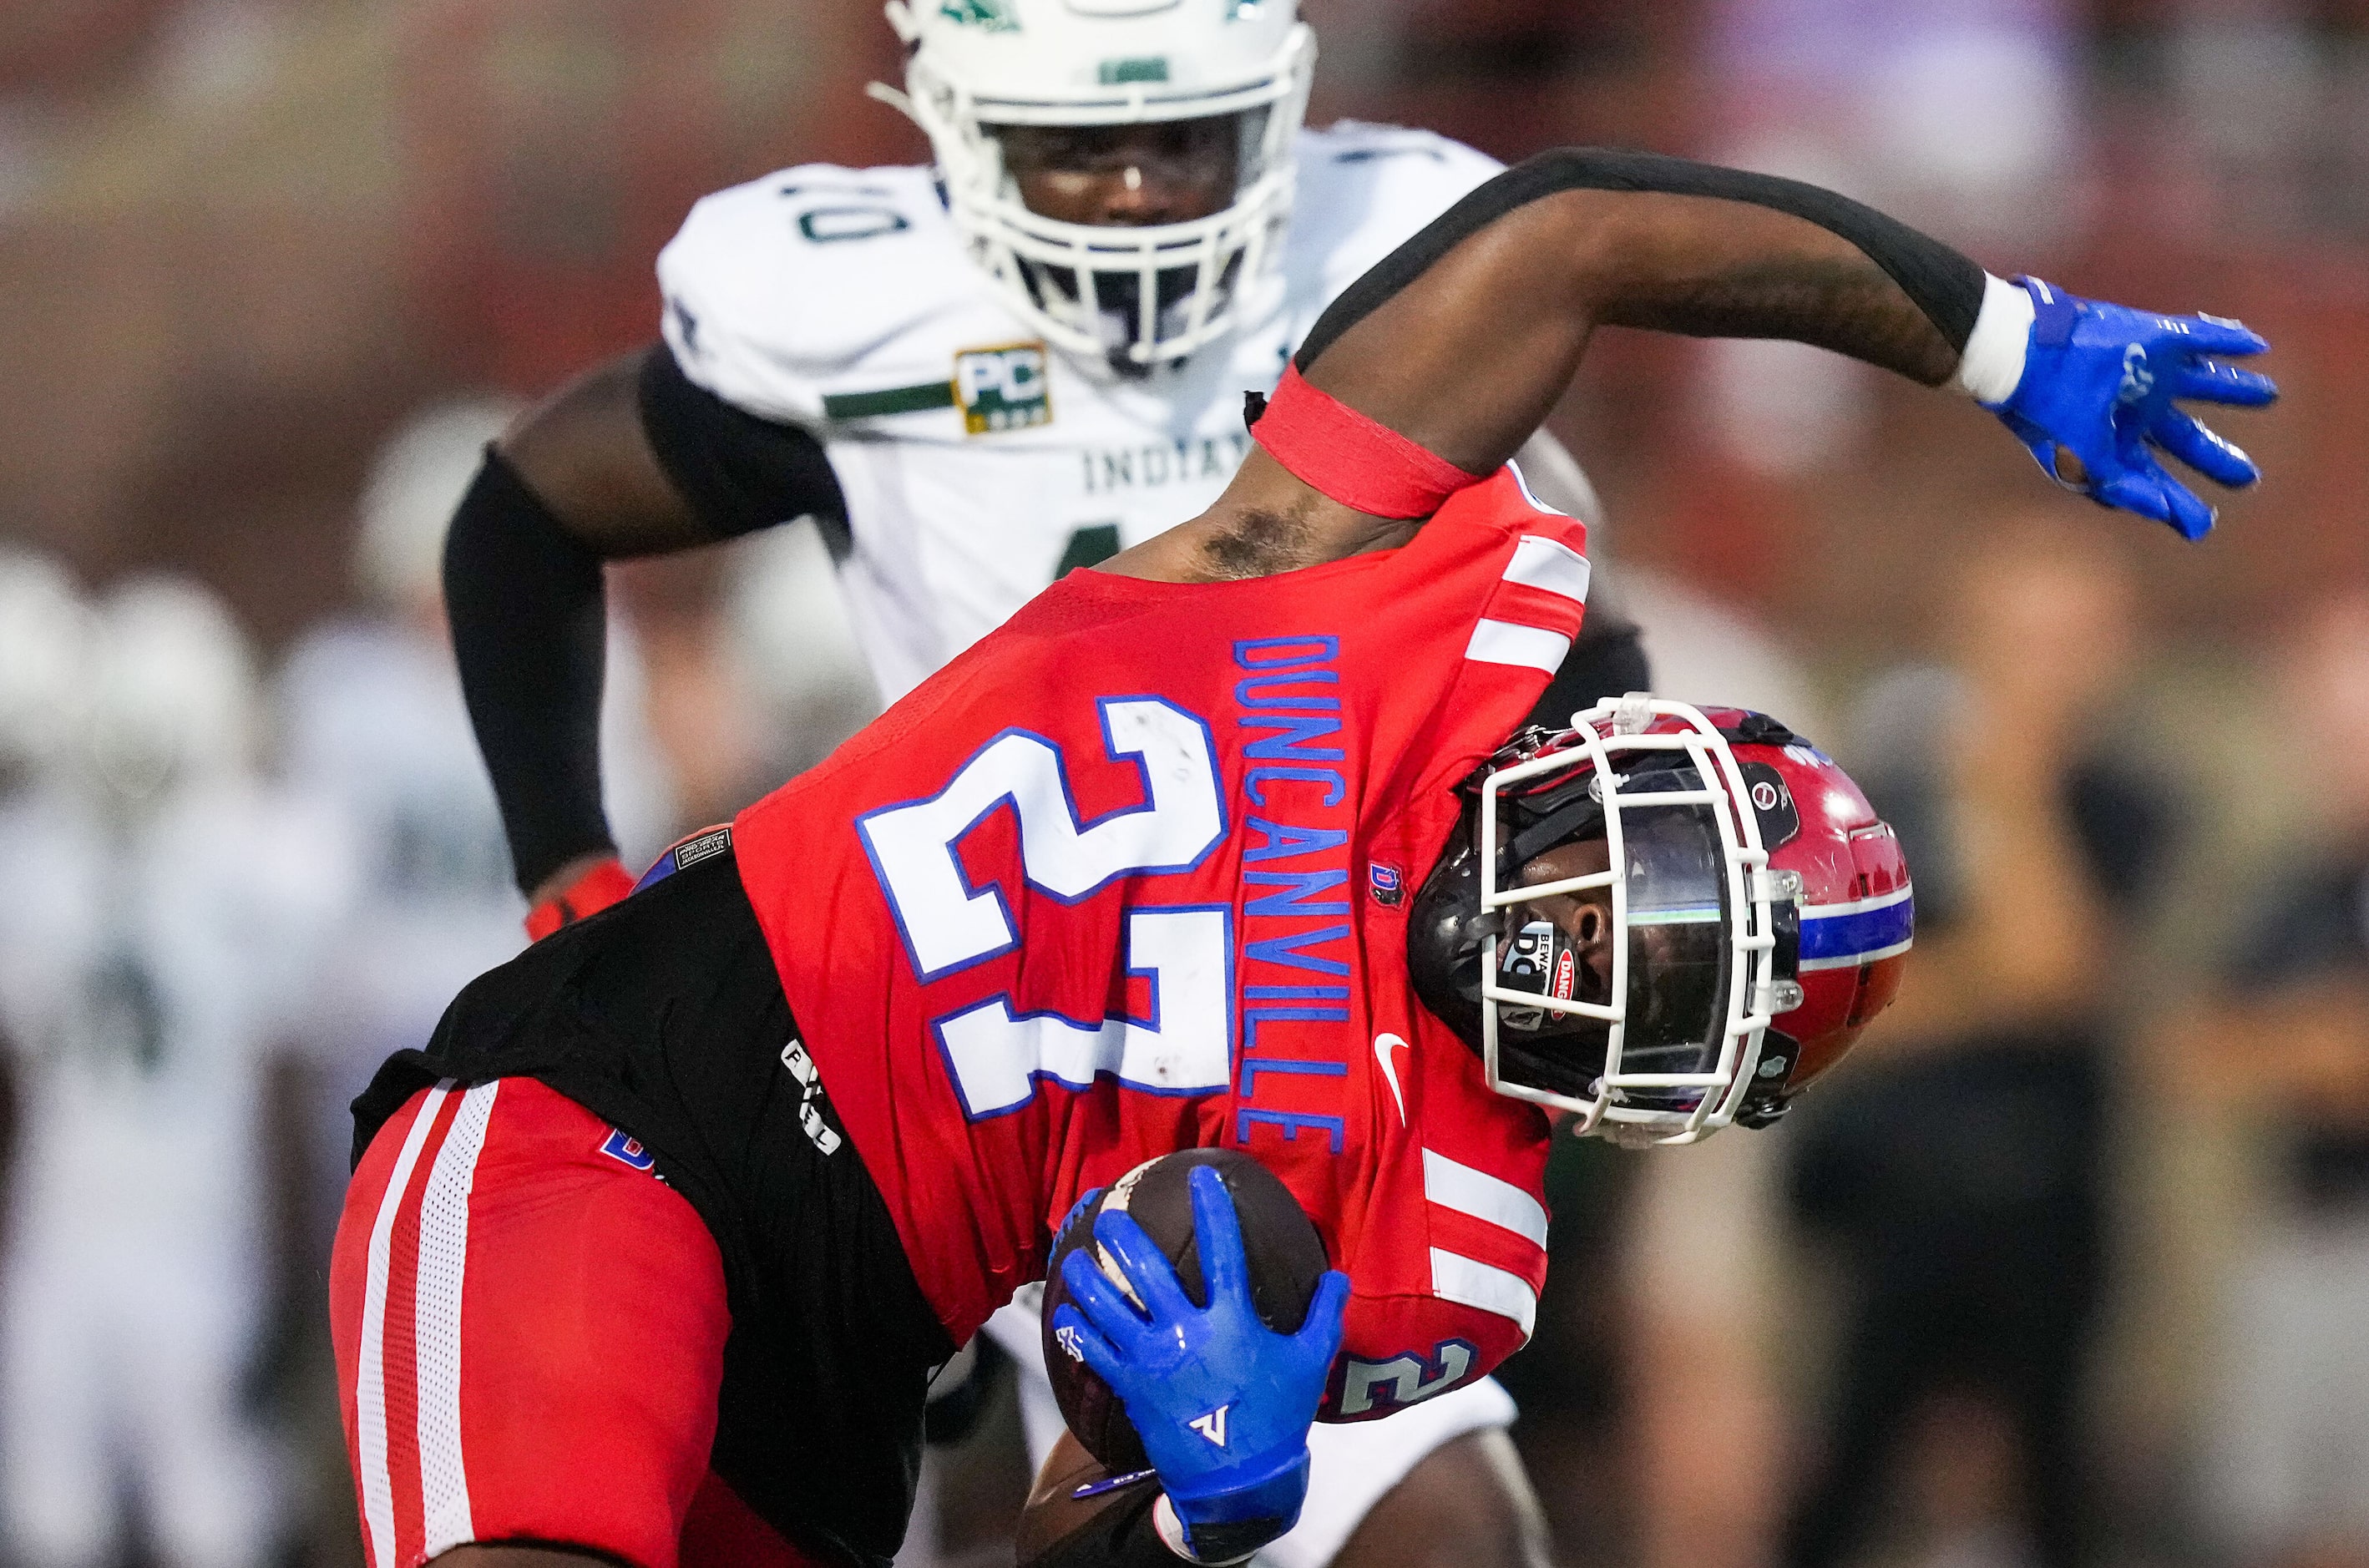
[858,697,1233,1120]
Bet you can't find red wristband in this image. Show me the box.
[524,855,635,943]
[1249,365,1482,519]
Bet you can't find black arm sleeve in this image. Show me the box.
[443,449,617,894]
[635,345,853,559]
[1298,147,1987,371]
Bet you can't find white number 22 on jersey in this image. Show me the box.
[858,697,1233,1120]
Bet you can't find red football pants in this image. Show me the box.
[330,1078,827,1568]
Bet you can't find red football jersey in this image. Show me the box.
[734,468,1591,1419]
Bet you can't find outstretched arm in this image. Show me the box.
[1111,148,2272,584]
[443,346,848,922]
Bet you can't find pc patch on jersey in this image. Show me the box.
[955,343,1052,435]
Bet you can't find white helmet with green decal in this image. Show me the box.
[878,0,1315,369]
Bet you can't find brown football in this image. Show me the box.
[1039,1147,1331,1473]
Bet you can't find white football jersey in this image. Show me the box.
[0,781,352,1260]
[658,121,1506,702]
[0,781,343,1568]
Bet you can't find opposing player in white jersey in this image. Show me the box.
[0,549,98,1090]
[436,3,1638,1563]
[0,578,354,1568]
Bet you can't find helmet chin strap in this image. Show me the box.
[865,81,919,122]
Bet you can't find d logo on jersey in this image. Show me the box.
[955,343,1053,435]
[599,1128,657,1172]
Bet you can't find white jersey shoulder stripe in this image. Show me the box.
[1422,1149,1549,1247]
[1430,1247,1539,1338]
[1501,535,1592,606]
[1465,620,1572,675]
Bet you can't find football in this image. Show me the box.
[1039,1147,1332,1473]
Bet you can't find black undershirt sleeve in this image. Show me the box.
[1296,147,1987,372]
[447,352,853,896]
[635,344,853,559]
[443,450,617,894]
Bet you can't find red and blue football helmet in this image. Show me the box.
[1408,696,1911,1144]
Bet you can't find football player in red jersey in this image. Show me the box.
[331,149,2273,1568]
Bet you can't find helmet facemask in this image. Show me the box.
[985,110,1268,368]
[1410,700,1799,1146]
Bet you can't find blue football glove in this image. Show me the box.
[1052,1166,1351,1563]
[1987,276,2276,539]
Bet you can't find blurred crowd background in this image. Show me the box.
[1,2,2366,1567]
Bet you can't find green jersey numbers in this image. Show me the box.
[780,182,914,246]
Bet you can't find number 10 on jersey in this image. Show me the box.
[858,698,1235,1119]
